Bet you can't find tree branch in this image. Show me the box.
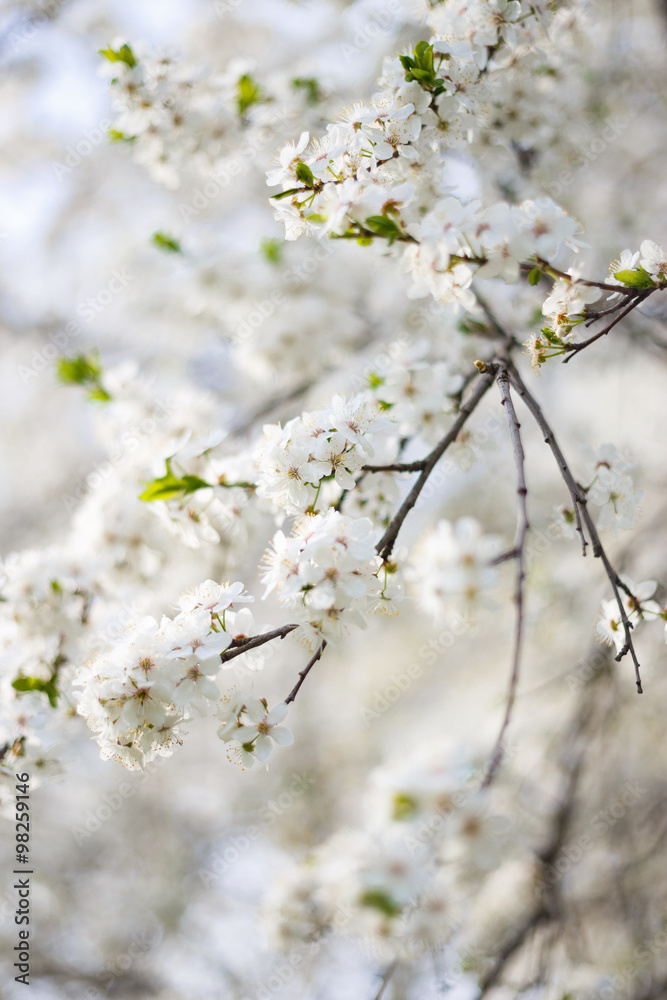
[483,365,530,787]
[285,640,327,704]
[562,289,655,362]
[376,372,495,560]
[219,624,299,665]
[362,460,426,473]
[506,366,588,555]
[506,365,642,693]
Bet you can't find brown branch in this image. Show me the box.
[483,366,530,787]
[376,372,495,560]
[219,624,299,665]
[583,298,636,326]
[506,364,642,693]
[529,258,643,294]
[472,288,520,348]
[285,640,327,704]
[507,365,588,555]
[479,660,612,994]
[576,503,643,693]
[362,460,426,473]
[562,289,655,362]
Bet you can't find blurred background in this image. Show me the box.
[1,1,667,998]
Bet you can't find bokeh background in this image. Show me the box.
[1,1,667,998]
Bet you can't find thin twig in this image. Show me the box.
[219,624,298,665]
[362,460,426,473]
[285,640,327,704]
[583,298,636,326]
[473,288,520,348]
[576,503,643,693]
[562,290,654,361]
[483,366,530,787]
[371,961,397,1000]
[507,365,588,556]
[376,372,494,560]
[479,660,612,994]
[506,365,642,693]
[528,258,643,294]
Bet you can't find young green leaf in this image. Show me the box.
[139,460,211,502]
[295,161,315,187]
[99,44,137,69]
[236,74,264,115]
[12,676,59,708]
[152,232,183,254]
[612,267,655,289]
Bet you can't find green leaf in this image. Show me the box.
[612,267,655,289]
[260,237,284,264]
[57,353,111,401]
[457,317,488,336]
[402,41,436,85]
[57,354,102,385]
[139,460,211,502]
[151,232,182,254]
[392,792,418,820]
[236,74,263,115]
[367,372,385,389]
[528,266,542,286]
[108,128,135,144]
[359,889,402,917]
[270,186,305,201]
[88,386,112,402]
[295,161,315,187]
[408,67,433,82]
[364,215,404,244]
[13,676,59,708]
[99,44,136,69]
[414,41,432,62]
[291,77,322,106]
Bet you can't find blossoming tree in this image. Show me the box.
[1,0,667,996]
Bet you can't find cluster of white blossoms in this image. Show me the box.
[626,240,667,286]
[256,395,387,515]
[100,45,301,191]
[267,9,591,313]
[260,738,532,961]
[76,580,256,769]
[216,692,292,769]
[525,241,667,372]
[595,576,663,654]
[409,518,501,617]
[367,354,463,445]
[552,443,643,537]
[0,547,99,786]
[262,510,402,647]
